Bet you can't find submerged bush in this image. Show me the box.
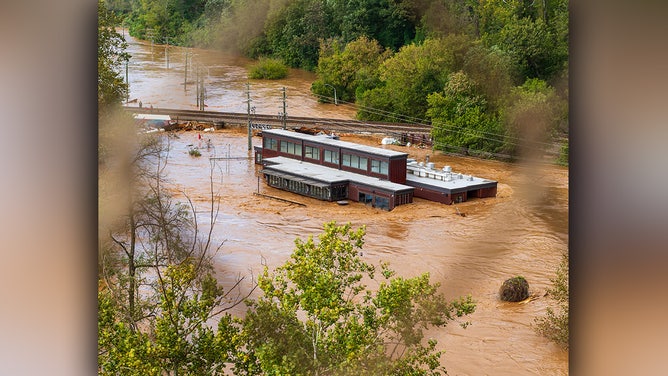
[499,276,530,302]
[248,57,289,79]
[535,253,569,348]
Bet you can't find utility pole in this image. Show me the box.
[196,65,200,107]
[165,36,169,69]
[125,58,129,104]
[198,67,206,111]
[280,87,287,129]
[246,83,252,150]
[184,50,188,92]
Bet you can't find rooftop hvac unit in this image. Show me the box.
[468,175,474,181]
[426,162,435,170]
[458,173,463,179]
[443,165,452,173]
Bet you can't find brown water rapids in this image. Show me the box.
[118,32,569,375]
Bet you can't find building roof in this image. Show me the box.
[262,156,414,193]
[405,163,497,192]
[263,129,408,158]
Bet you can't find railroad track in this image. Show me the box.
[123,106,433,136]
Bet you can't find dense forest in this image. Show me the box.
[106,0,568,159]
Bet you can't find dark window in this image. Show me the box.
[305,145,320,160]
[324,149,339,164]
[264,137,278,151]
[371,160,389,175]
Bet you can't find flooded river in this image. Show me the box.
[122,32,569,375]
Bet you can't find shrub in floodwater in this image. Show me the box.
[248,57,289,80]
[189,147,201,157]
[534,252,569,349]
[557,142,569,166]
[499,276,530,302]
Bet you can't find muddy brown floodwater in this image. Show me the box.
[122,30,568,375]
[162,128,568,376]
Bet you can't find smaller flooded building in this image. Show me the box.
[254,129,497,210]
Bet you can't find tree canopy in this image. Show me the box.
[241,222,476,375]
[105,0,568,158]
[98,0,129,113]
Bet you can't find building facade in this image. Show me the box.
[255,129,497,210]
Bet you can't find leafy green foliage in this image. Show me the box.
[248,57,289,79]
[427,71,507,155]
[534,252,569,348]
[357,39,456,122]
[254,0,333,70]
[111,0,568,160]
[125,0,208,46]
[98,0,129,112]
[333,0,417,51]
[312,36,390,103]
[557,142,568,166]
[99,126,252,374]
[504,78,566,157]
[189,147,202,157]
[241,222,475,375]
[98,262,243,375]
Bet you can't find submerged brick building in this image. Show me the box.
[254,129,497,210]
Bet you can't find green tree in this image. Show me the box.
[98,0,129,112]
[99,262,245,375]
[241,222,475,375]
[248,57,289,79]
[127,0,207,45]
[334,0,417,51]
[427,71,506,155]
[99,119,254,374]
[503,78,565,157]
[312,36,391,103]
[255,0,333,70]
[534,252,568,349]
[357,38,456,122]
[494,16,564,81]
[462,43,514,108]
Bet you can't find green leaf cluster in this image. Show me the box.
[248,57,289,80]
[100,218,476,375]
[98,0,129,113]
[534,252,569,349]
[241,221,476,375]
[99,262,243,375]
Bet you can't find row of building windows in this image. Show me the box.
[281,141,302,156]
[395,192,412,206]
[359,191,391,211]
[342,153,368,171]
[264,139,388,177]
[266,174,331,200]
